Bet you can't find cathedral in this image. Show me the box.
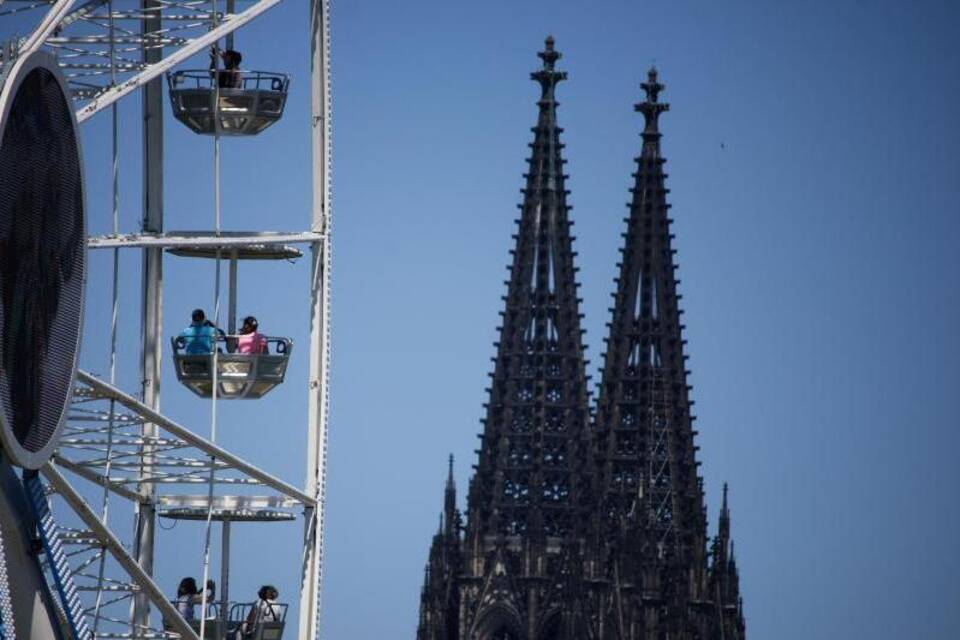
[416,38,745,640]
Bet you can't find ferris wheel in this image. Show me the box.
[0,1,332,639]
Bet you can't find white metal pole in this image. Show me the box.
[133,0,164,629]
[200,5,224,636]
[299,1,331,638]
[93,2,121,631]
[226,0,236,51]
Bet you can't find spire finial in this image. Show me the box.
[446,454,455,489]
[635,66,669,151]
[538,35,560,70]
[641,66,664,104]
[532,36,566,99]
[722,482,729,510]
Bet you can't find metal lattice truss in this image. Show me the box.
[60,371,311,505]
[39,370,313,639]
[0,0,281,122]
[35,465,196,639]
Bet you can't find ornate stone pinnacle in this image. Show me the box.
[538,35,561,70]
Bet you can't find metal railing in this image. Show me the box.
[168,69,289,93]
[172,334,292,356]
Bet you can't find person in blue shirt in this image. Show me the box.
[179,309,221,354]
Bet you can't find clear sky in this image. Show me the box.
[10,0,959,638]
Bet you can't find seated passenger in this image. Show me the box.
[236,316,268,355]
[237,585,281,638]
[210,46,243,89]
[175,577,215,621]
[179,309,218,355]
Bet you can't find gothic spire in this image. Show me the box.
[418,55,748,640]
[710,484,745,639]
[593,68,707,600]
[446,454,455,492]
[465,36,592,549]
[719,482,730,543]
[417,458,463,640]
[444,454,456,538]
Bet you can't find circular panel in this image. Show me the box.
[0,52,86,469]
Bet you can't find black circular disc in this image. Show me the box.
[0,51,86,469]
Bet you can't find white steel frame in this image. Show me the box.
[4,1,333,638]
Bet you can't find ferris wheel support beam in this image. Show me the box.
[74,0,281,123]
[75,370,316,506]
[87,230,324,249]
[299,1,331,638]
[41,463,202,640]
[19,0,79,58]
[52,455,149,503]
[133,0,164,628]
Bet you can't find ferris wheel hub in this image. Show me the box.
[0,50,86,471]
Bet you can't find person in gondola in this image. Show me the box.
[180,309,216,354]
[210,46,243,89]
[175,577,215,621]
[179,309,226,354]
[236,315,268,354]
[236,585,281,638]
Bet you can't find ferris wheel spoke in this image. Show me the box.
[19,0,79,57]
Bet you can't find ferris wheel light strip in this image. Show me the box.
[74,0,280,123]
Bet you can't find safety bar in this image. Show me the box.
[227,601,288,622]
[168,69,289,92]
[171,334,292,356]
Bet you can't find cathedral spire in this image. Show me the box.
[444,454,456,538]
[418,54,747,640]
[712,482,732,569]
[710,484,745,639]
[465,36,592,549]
[593,69,710,627]
[417,458,464,640]
[446,453,455,491]
[720,482,730,539]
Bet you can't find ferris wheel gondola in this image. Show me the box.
[167,69,290,136]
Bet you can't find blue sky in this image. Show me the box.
[7,0,959,638]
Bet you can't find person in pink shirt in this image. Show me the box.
[236,316,268,355]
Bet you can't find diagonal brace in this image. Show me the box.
[40,463,201,640]
[75,370,314,506]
